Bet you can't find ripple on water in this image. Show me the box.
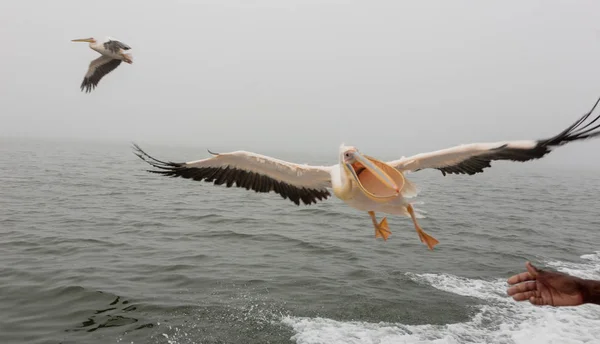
[2,139,600,344]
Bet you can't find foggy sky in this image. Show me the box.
[1,0,600,167]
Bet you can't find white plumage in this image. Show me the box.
[388,140,538,174]
[134,96,600,250]
[186,151,333,193]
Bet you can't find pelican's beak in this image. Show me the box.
[71,38,94,43]
[346,152,399,194]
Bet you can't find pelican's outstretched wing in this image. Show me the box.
[80,55,122,93]
[103,39,131,53]
[388,96,600,176]
[133,145,333,205]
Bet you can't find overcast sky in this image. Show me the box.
[1,0,599,166]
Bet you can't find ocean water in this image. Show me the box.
[1,137,599,344]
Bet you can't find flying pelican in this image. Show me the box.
[71,37,133,93]
[133,97,600,250]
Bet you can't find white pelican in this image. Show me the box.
[133,97,600,250]
[71,37,133,93]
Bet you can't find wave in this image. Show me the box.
[281,252,600,344]
[546,251,600,280]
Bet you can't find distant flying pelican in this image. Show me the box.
[71,37,132,93]
[133,97,600,250]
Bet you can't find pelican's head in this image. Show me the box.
[71,37,96,44]
[340,145,403,202]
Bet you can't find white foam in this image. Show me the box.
[547,251,600,280]
[282,253,600,344]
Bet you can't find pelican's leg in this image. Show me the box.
[406,204,439,250]
[368,211,391,241]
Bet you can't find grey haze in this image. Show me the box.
[1,0,599,167]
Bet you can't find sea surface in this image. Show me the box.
[1,137,599,344]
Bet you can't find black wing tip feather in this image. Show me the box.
[132,144,330,206]
[80,78,96,93]
[132,143,184,171]
[541,95,600,146]
[79,59,123,93]
[437,95,600,177]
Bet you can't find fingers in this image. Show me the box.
[525,261,540,277]
[529,296,547,306]
[507,271,534,285]
[512,290,538,302]
[506,262,548,305]
[507,261,540,285]
[507,281,537,296]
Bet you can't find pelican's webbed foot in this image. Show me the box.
[407,204,439,250]
[368,211,391,241]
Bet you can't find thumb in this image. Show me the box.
[526,261,540,278]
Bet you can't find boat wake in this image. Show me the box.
[282,252,600,344]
